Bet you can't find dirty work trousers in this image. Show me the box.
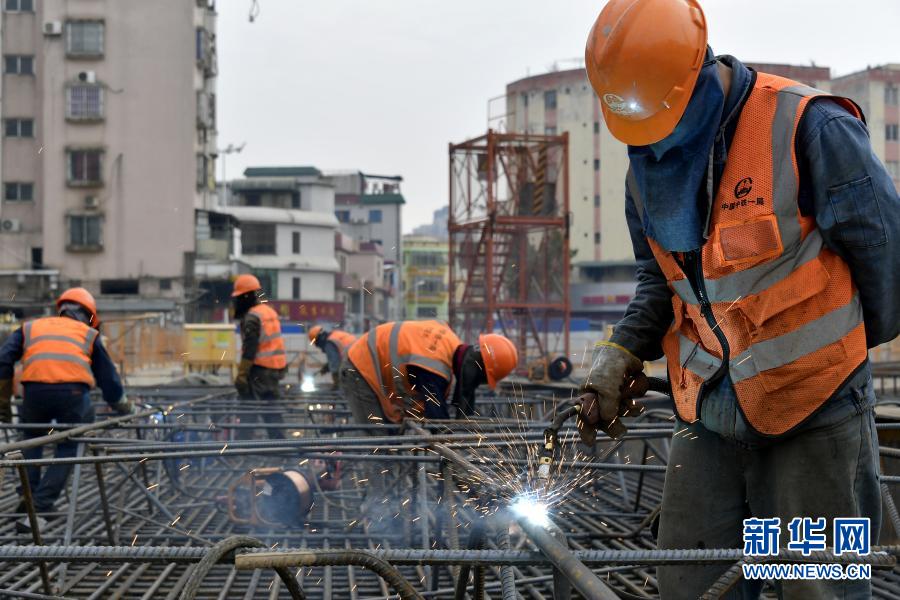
[340,361,394,498]
[656,394,882,599]
[237,366,285,439]
[19,387,94,513]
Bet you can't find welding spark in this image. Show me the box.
[510,494,550,527]
[301,374,317,393]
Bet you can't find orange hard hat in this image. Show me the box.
[308,325,323,343]
[56,287,100,329]
[232,274,262,297]
[585,0,708,146]
[478,334,518,389]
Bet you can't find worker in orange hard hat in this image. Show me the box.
[342,320,517,424]
[307,325,356,389]
[0,287,130,532]
[231,274,287,439]
[582,1,899,598]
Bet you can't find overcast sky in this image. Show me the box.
[217,0,900,232]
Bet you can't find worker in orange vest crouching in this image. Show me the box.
[0,288,131,532]
[307,325,356,389]
[339,320,517,526]
[231,274,287,439]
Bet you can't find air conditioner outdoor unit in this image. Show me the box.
[1,219,21,233]
[43,21,63,36]
[84,196,99,209]
[78,71,96,84]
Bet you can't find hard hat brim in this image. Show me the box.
[602,86,694,147]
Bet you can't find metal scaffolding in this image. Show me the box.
[448,130,570,371]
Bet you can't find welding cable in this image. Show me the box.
[179,536,306,600]
[233,549,424,600]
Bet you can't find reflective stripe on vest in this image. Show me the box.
[348,320,459,423]
[248,304,287,369]
[21,317,97,385]
[627,72,867,436]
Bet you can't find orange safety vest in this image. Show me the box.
[347,320,461,423]
[21,317,98,386]
[247,304,287,369]
[627,72,867,436]
[327,330,357,360]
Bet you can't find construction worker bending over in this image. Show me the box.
[232,274,287,439]
[580,1,900,599]
[307,325,356,389]
[0,288,131,531]
[341,320,518,425]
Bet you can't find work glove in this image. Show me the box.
[0,379,12,423]
[318,364,330,376]
[111,395,135,415]
[577,341,644,444]
[234,359,253,397]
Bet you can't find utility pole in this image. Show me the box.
[358,279,365,333]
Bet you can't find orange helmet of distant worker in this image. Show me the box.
[231,274,262,297]
[308,325,323,343]
[478,334,518,389]
[585,0,708,146]
[56,287,100,329]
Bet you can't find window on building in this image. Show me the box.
[67,214,102,250]
[887,161,900,180]
[66,21,105,57]
[594,232,601,245]
[195,27,209,62]
[4,0,34,12]
[67,149,103,186]
[544,126,557,135]
[593,159,600,171]
[4,118,34,137]
[885,85,899,106]
[335,210,350,223]
[30,247,42,270]
[241,223,276,255]
[66,84,104,120]
[887,124,899,142]
[594,121,600,134]
[544,90,557,110]
[4,55,33,75]
[159,278,172,291]
[521,92,528,107]
[100,279,139,295]
[369,209,383,223]
[4,182,33,201]
[593,194,600,208]
[292,277,301,300]
[417,306,438,318]
[291,191,301,209]
[292,231,301,254]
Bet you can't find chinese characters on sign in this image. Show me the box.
[265,301,344,322]
[743,517,871,557]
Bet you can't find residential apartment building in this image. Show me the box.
[402,235,448,320]
[334,232,390,331]
[220,167,339,309]
[832,64,900,189]
[328,171,404,320]
[0,0,217,315]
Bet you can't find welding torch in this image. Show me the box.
[536,375,671,480]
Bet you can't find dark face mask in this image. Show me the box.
[626,53,725,252]
[232,293,257,320]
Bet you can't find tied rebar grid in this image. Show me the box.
[0,383,896,599]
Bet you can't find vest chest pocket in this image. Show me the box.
[734,259,848,392]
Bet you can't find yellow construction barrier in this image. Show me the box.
[182,323,237,377]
